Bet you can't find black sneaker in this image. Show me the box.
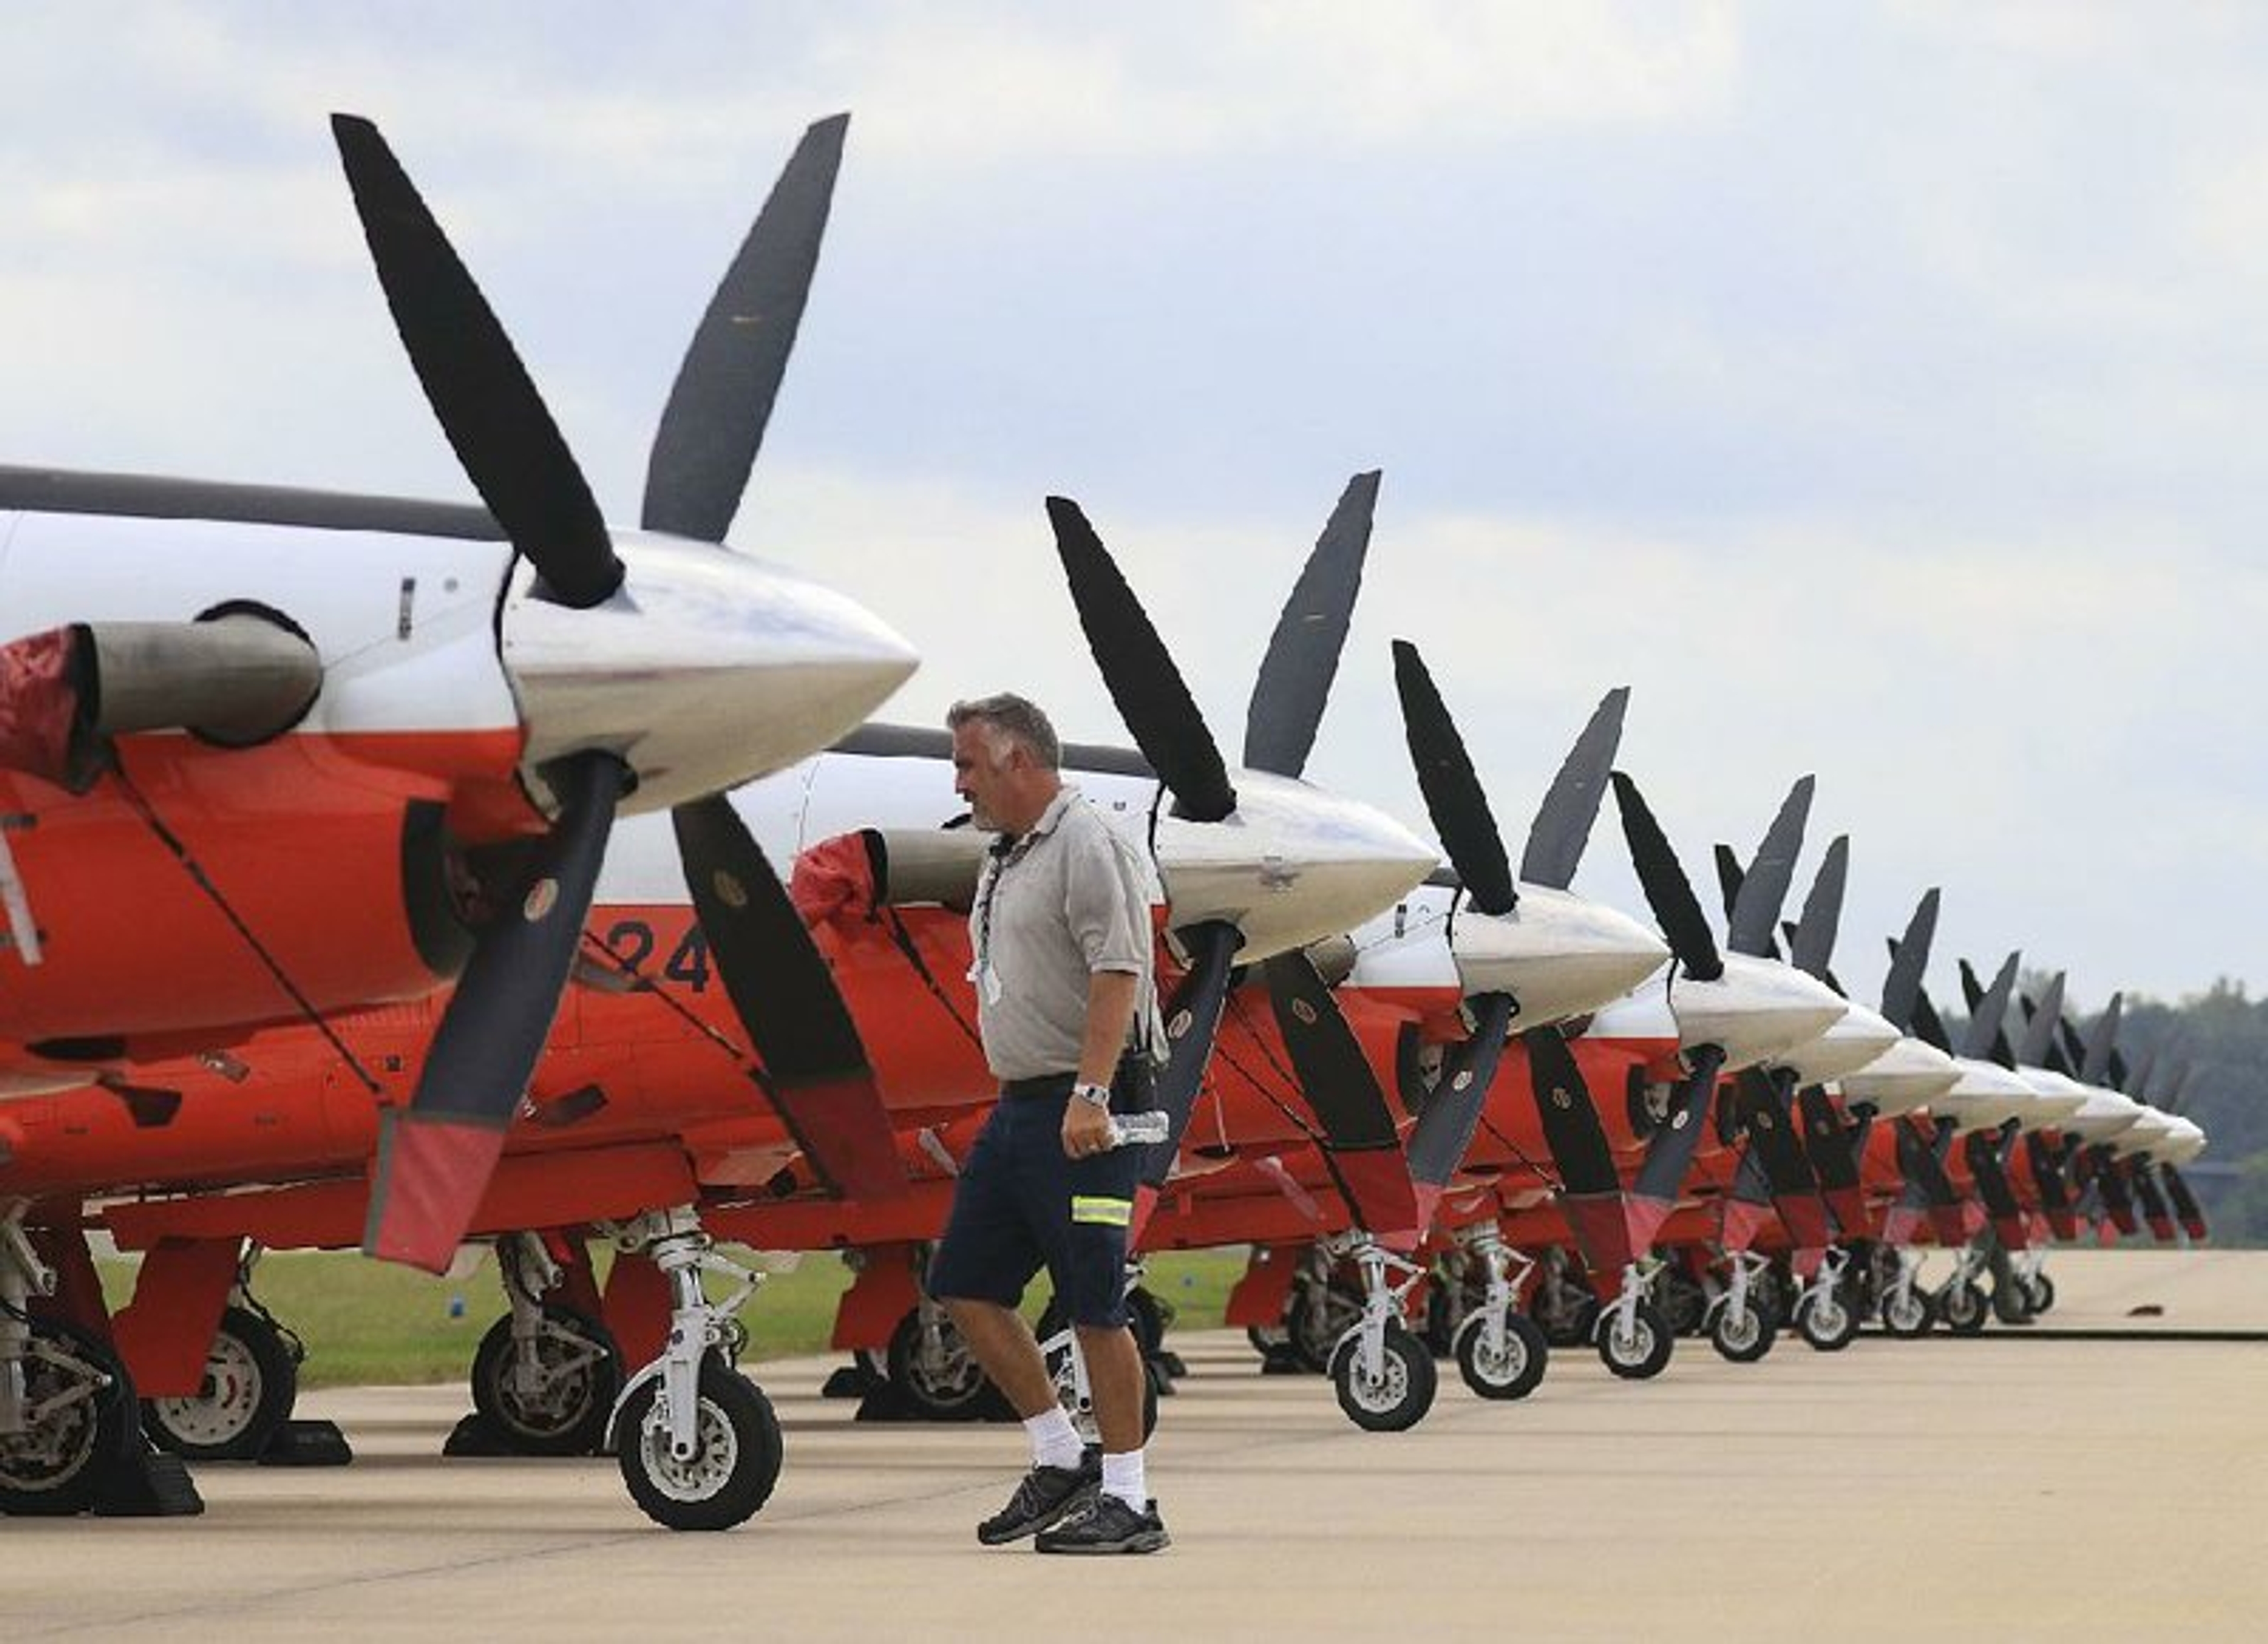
[1034,1493,1170,1554]
[976,1453,1100,1545]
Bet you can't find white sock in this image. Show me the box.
[1024,1407,1083,1471]
[1101,1447,1146,1511]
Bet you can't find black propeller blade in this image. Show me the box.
[1520,687,1630,891]
[1610,772,1722,982]
[1520,1027,1625,1200]
[1879,889,1940,1034]
[1391,641,1514,915]
[331,115,622,609]
[1243,471,1378,780]
[366,751,624,1270]
[1712,845,1751,940]
[1959,953,2021,1064]
[2162,1164,2207,1237]
[1262,951,1416,1232]
[1405,995,1516,1190]
[1139,921,1244,1194]
[1725,777,1814,960]
[2081,993,2123,1085]
[2016,973,2068,1066]
[1632,1044,1728,1209]
[643,115,848,543]
[1787,836,1849,983]
[1908,984,1954,1053]
[1047,497,1237,824]
[673,795,906,1199]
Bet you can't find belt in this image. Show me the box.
[1000,1072,1077,1100]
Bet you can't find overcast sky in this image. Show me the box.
[4,3,2262,1011]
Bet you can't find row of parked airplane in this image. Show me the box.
[0,112,2210,1530]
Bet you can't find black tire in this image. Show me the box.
[1881,1283,1935,1339]
[1454,1310,1549,1400]
[1657,1269,1708,1337]
[885,1308,992,1420]
[1125,1286,1169,1359]
[1940,1281,1989,1336]
[1,1316,140,1516]
[1043,1329,1160,1445]
[1245,1323,1289,1359]
[143,1304,299,1462]
[468,1304,623,1457]
[1328,1322,1438,1432]
[1285,1280,1363,1375]
[1797,1289,1860,1352]
[1709,1300,1775,1364]
[2029,1271,2057,1315]
[1596,1300,1674,1380]
[616,1355,782,1531]
[1540,1293,1601,1350]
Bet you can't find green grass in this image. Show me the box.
[98,1247,1245,1389]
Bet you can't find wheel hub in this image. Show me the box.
[637,1394,739,1503]
[1349,1347,1408,1411]
[151,1335,260,1446]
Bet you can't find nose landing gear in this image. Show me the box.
[1448,1227,1547,1401]
[1705,1250,1777,1364]
[1327,1234,1436,1431]
[1595,1261,1673,1380]
[604,1209,781,1532]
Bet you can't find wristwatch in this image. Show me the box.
[1071,1082,1113,1110]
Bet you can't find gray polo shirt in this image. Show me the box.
[966,785,1158,1083]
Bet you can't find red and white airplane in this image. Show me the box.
[0,109,922,1514]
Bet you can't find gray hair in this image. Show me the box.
[946,692,1061,770]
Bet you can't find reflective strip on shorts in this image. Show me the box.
[1071,1195,1133,1227]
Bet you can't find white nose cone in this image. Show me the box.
[1451,886,1669,1028]
[502,534,918,814]
[1155,767,1439,962]
[1838,1035,1960,1117]
[1936,1056,2034,1131]
[1775,999,1901,1084]
[2160,1116,2207,1165]
[2061,1087,2145,1144]
[2114,1104,2178,1158]
[2013,1065,2093,1123]
[1668,953,1847,1071]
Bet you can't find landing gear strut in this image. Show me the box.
[1448,1227,1547,1401]
[605,1209,781,1531]
[1705,1250,1776,1364]
[0,1209,145,1516]
[1878,1248,1935,1338]
[1936,1246,1990,1336]
[1794,1247,1860,1352]
[1595,1261,1673,1380]
[885,1293,993,1421]
[1327,1234,1437,1431]
[467,1234,623,1457]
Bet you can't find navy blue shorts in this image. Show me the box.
[927,1081,1145,1329]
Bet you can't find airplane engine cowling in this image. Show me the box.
[0,613,321,791]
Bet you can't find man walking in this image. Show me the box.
[928,693,1169,1554]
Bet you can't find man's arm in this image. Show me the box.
[1063,968,1139,1157]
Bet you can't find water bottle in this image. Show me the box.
[1107,1111,1170,1149]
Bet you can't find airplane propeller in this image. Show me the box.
[1045,475,1409,1229]
[350,112,905,1270]
[1609,773,1820,1251]
[1389,646,1637,1221]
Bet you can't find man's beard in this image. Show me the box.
[965,796,999,833]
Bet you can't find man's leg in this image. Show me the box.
[1076,1322,1145,1453]
[941,1297,1057,1418]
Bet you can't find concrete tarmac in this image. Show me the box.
[7,1248,2266,1641]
